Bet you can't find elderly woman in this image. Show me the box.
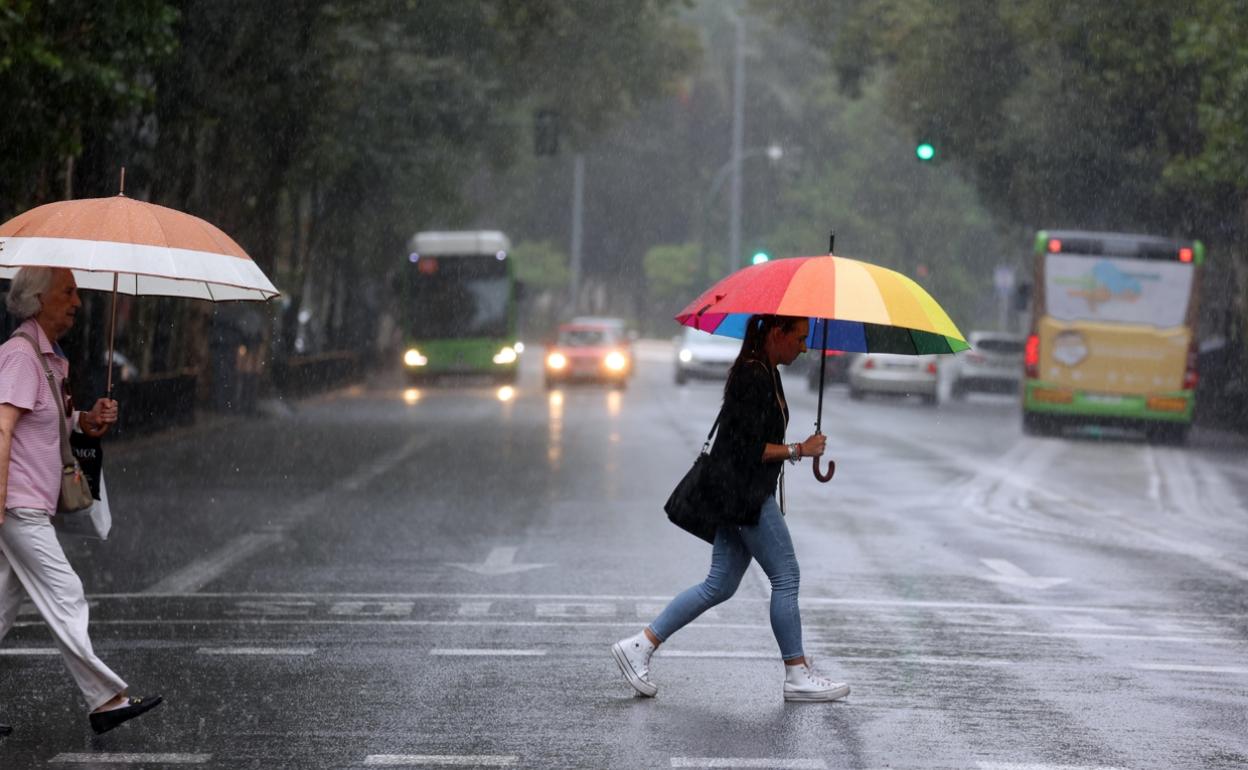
[0,267,162,736]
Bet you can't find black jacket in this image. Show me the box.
[704,358,789,526]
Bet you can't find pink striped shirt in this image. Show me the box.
[0,318,71,513]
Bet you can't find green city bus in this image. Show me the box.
[1022,229,1205,443]
[400,230,523,383]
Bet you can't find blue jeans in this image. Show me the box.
[649,496,803,660]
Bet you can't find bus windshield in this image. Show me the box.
[406,255,510,339]
[1043,253,1193,328]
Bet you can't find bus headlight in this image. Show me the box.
[404,348,428,367]
[546,352,568,370]
[604,351,628,371]
[493,346,518,365]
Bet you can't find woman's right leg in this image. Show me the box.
[648,525,751,643]
[612,526,751,696]
[0,508,127,711]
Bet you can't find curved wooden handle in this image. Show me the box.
[813,456,835,483]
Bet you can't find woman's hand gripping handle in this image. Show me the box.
[802,432,835,483]
[803,431,833,479]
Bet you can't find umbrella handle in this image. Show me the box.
[812,455,835,483]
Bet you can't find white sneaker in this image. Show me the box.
[611,632,658,697]
[783,658,850,702]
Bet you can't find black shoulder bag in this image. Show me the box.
[663,412,723,544]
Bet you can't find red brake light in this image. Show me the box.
[926,361,937,375]
[863,357,876,370]
[1024,334,1040,378]
[1047,239,1062,253]
[1179,247,1193,263]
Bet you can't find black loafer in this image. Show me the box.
[89,695,163,735]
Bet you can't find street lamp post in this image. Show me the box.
[699,144,784,282]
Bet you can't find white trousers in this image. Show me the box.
[0,507,127,711]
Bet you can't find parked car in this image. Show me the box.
[804,349,852,391]
[675,326,739,384]
[847,352,939,405]
[950,331,1025,398]
[544,321,632,388]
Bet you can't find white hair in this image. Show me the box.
[5,266,56,320]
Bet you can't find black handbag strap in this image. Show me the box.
[700,412,721,455]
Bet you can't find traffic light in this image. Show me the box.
[915,141,936,162]
[751,251,770,265]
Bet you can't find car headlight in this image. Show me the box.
[604,351,628,371]
[546,352,567,370]
[493,346,518,365]
[678,348,693,363]
[513,341,526,354]
[404,348,427,367]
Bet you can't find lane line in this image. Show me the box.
[144,435,431,595]
[671,759,828,769]
[0,647,59,656]
[21,617,1242,644]
[429,648,547,657]
[87,591,1248,619]
[1132,663,1248,675]
[977,764,1126,770]
[195,647,316,656]
[363,756,517,767]
[50,754,211,765]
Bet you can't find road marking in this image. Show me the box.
[981,558,1070,590]
[144,435,431,594]
[0,647,59,655]
[977,764,1126,770]
[661,651,774,659]
[535,602,615,617]
[1132,663,1248,675]
[457,601,493,616]
[430,648,547,657]
[144,532,285,595]
[671,759,827,769]
[364,755,517,767]
[196,647,316,656]
[50,754,211,764]
[90,591,1248,619]
[449,546,549,576]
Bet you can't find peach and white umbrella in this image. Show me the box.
[0,192,279,393]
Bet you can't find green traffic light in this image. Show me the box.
[752,252,770,265]
[916,142,936,161]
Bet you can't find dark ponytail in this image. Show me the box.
[724,314,803,397]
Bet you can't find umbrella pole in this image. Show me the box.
[812,318,835,482]
[106,273,119,399]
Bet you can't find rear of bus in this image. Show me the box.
[1022,230,1204,443]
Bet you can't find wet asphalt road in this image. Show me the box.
[2,340,1247,769]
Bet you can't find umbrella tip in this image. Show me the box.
[828,230,835,255]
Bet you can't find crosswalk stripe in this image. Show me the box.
[363,756,517,767]
[50,754,211,764]
[671,759,827,769]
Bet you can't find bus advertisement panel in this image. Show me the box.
[400,231,522,383]
[1022,230,1204,442]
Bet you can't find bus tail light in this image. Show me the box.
[1183,342,1199,390]
[1024,334,1040,378]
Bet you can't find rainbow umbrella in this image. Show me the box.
[675,251,968,481]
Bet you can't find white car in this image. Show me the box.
[675,326,740,384]
[950,331,1025,398]
[847,353,939,405]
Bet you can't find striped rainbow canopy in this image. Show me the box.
[676,255,968,354]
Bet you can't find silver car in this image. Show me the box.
[847,352,940,405]
[950,331,1025,397]
[675,326,740,384]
